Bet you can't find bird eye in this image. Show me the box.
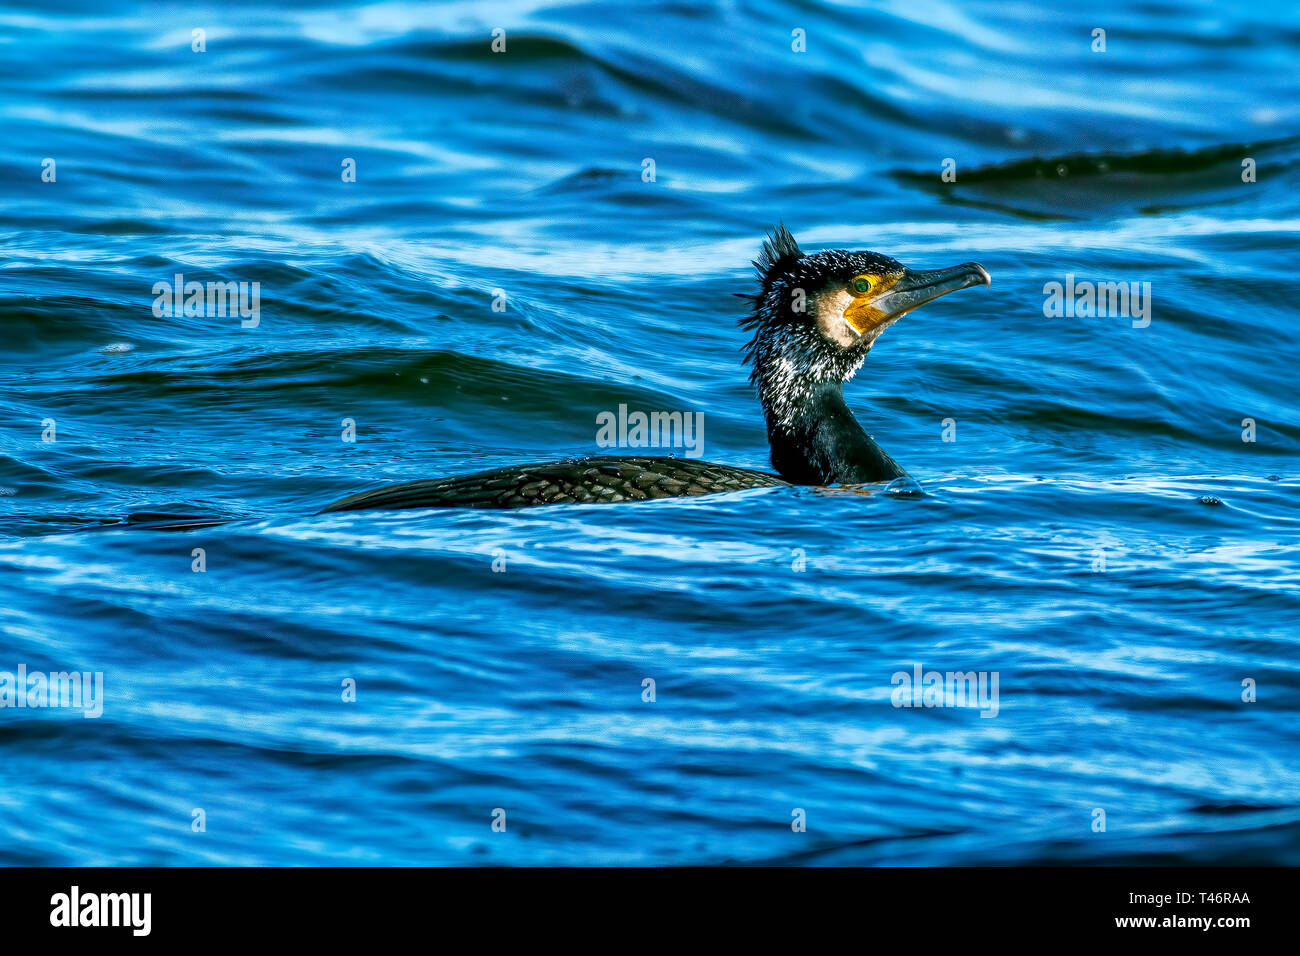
[853,277,872,294]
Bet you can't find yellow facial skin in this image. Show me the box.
[842,272,904,336]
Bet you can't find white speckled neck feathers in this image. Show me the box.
[738,225,904,485]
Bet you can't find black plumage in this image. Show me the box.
[319,456,786,512]
[320,226,988,511]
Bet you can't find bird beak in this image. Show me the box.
[876,262,990,322]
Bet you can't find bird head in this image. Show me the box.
[739,225,990,412]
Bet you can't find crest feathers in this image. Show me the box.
[739,224,804,373]
[753,223,803,283]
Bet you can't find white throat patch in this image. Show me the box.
[809,287,857,347]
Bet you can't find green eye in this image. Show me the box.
[853,277,871,294]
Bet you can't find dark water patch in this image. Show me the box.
[892,137,1300,219]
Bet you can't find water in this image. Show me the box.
[1,0,1298,865]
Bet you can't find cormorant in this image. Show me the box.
[321,226,988,511]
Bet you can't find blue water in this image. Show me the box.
[2,0,1298,865]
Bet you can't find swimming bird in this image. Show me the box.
[320,226,988,511]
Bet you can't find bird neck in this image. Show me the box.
[759,378,906,485]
